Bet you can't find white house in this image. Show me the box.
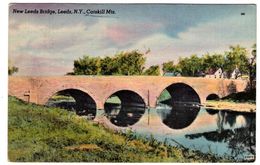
[205,68,226,78]
[231,67,242,79]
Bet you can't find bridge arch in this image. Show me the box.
[41,85,98,106]
[157,82,201,106]
[104,89,146,107]
[46,88,97,119]
[40,85,99,119]
[104,89,146,127]
[102,87,148,108]
[206,93,220,101]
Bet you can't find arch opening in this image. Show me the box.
[205,94,220,115]
[206,94,220,101]
[157,83,201,129]
[46,89,97,120]
[104,90,146,127]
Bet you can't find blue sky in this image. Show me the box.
[9,4,256,75]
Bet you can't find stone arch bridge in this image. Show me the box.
[9,76,248,110]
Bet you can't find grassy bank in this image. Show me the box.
[8,96,226,162]
[50,95,75,101]
[204,90,256,112]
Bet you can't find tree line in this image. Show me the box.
[68,44,256,80]
[67,50,159,76]
[163,45,254,77]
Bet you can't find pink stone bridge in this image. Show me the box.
[9,76,249,110]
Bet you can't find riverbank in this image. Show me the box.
[8,96,227,162]
[204,90,256,113]
[204,100,256,113]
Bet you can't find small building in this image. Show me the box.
[205,68,226,78]
[231,67,242,79]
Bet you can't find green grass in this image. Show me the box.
[8,96,226,162]
[105,96,121,104]
[50,95,75,101]
[157,89,171,102]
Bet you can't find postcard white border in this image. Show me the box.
[1,0,258,165]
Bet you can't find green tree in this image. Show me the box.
[162,61,180,75]
[73,56,101,75]
[70,50,146,76]
[248,44,256,90]
[202,53,225,73]
[224,45,249,76]
[8,60,19,75]
[143,65,160,75]
[189,54,203,76]
[162,61,174,74]
[115,50,146,75]
[100,56,118,75]
[178,54,203,77]
[8,66,18,75]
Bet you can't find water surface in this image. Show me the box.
[47,100,256,161]
[104,102,255,161]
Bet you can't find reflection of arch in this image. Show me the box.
[158,105,200,129]
[206,108,219,115]
[206,93,220,101]
[45,88,97,120]
[157,83,201,129]
[157,83,201,106]
[104,90,146,127]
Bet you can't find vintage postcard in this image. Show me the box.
[8,3,256,162]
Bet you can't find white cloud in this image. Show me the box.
[9,12,255,75]
[129,14,256,66]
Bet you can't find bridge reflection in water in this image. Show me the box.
[102,100,255,160]
[46,94,255,161]
[104,103,145,127]
[157,103,200,129]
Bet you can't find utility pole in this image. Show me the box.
[147,90,150,125]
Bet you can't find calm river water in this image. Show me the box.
[48,100,256,161]
[101,103,255,161]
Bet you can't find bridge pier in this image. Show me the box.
[23,90,38,104]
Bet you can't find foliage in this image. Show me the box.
[73,56,101,75]
[202,53,225,73]
[143,65,160,76]
[71,50,146,76]
[248,44,256,90]
[8,96,226,162]
[69,44,255,78]
[178,55,203,77]
[171,44,255,78]
[115,51,146,75]
[8,66,19,75]
[100,56,118,75]
[162,61,180,75]
[224,45,249,75]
